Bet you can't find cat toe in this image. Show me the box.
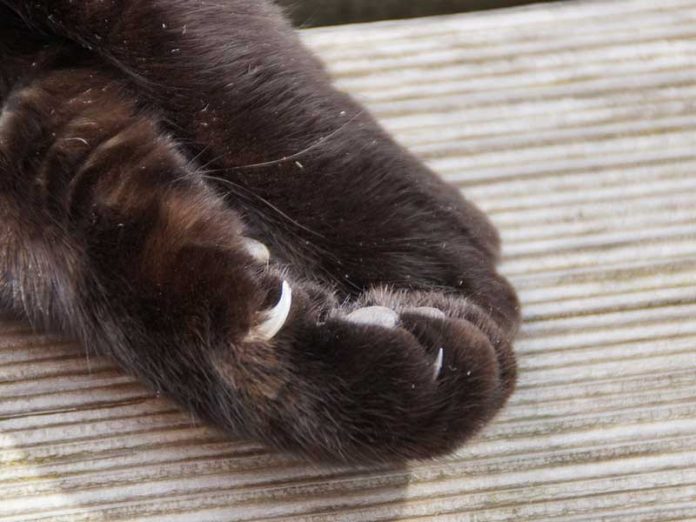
[243,237,271,264]
[400,304,516,412]
[345,306,399,328]
[247,280,292,341]
[224,288,511,462]
[343,306,445,380]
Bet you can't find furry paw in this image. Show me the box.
[210,276,516,463]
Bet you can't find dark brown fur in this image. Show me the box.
[0,1,520,463]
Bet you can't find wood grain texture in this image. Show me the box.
[2,0,696,519]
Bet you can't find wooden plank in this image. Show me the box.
[2,0,696,519]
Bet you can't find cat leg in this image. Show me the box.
[2,2,517,327]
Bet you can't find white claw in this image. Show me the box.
[433,348,444,380]
[346,306,398,329]
[407,307,446,320]
[243,238,271,264]
[251,280,292,341]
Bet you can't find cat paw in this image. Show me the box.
[168,232,514,463]
[211,281,516,463]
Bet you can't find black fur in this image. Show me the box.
[0,0,519,463]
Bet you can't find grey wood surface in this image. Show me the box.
[2,0,696,519]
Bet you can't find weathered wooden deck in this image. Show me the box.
[2,0,696,519]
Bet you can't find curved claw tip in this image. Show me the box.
[243,238,271,264]
[251,280,292,341]
[433,347,444,380]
